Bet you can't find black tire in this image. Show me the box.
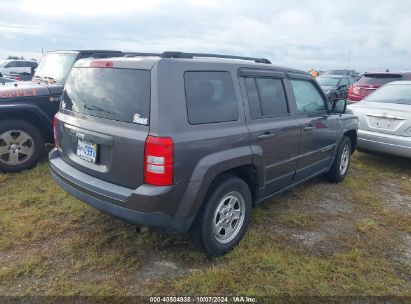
[189,175,252,256]
[325,136,352,182]
[0,119,44,172]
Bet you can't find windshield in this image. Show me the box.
[0,60,8,68]
[365,84,411,105]
[357,74,403,86]
[62,67,151,124]
[34,53,77,83]
[316,76,341,86]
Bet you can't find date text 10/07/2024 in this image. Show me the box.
[149,296,257,303]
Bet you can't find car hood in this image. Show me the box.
[0,81,52,100]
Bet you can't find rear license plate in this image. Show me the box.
[373,117,395,129]
[77,139,97,163]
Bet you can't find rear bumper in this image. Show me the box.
[357,129,411,158]
[49,149,194,233]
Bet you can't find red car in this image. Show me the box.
[348,72,411,103]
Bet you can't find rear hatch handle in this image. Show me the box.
[65,124,114,146]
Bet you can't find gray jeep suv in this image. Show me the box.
[49,52,358,256]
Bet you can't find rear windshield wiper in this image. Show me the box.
[41,76,57,84]
[84,104,115,115]
[33,75,41,82]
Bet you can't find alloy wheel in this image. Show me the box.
[0,130,35,166]
[212,191,246,244]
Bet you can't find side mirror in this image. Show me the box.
[332,99,347,114]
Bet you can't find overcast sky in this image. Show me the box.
[1,0,410,72]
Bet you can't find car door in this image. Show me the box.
[287,73,338,181]
[239,69,300,196]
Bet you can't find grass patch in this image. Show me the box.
[356,218,377,233]
[280,211,315,228]
[0,151,410,296]
[153,230,408,296]
[0,256,49,286]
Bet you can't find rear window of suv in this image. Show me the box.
[62,68,150,125]
[357,74,403,86]
[184,71,238,124]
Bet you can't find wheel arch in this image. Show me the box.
[344,129,357,153]
[0,106,52,143]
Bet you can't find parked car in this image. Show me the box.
[0,50,131,172]
[4,72,34,82]
[316,75,356,102]
[0,77,15,83]
[0,59,37,77]
[348,81,411,158]
[50,51,358,256]
[323,69,358,78]
[347,72,411,103]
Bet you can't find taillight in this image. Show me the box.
[53,115,57,147]
[348,85,353,95]
[144,136,174,186]
[89,60,113,68]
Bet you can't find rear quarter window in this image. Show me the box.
[184,71,239,124]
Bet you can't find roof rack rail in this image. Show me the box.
[160,51,271,64]
[89,51,123,59]
[123,52,162,58]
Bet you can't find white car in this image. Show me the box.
[348,81,411,158]
[0,59,38,77]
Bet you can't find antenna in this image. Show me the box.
[345,50,351,76]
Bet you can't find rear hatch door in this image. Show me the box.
[353,73,404,98]
[56,63,151,189]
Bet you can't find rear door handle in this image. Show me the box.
[257,132,275,140]
[303,126,315,132]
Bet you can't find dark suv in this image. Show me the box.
[50,52,358,256]
[316,75,355,102]
[0,50,131,172]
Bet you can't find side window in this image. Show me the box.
[244,77,288,118]
[184,71,238,124]
[290,79,327,114]
[5,61,16,68]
